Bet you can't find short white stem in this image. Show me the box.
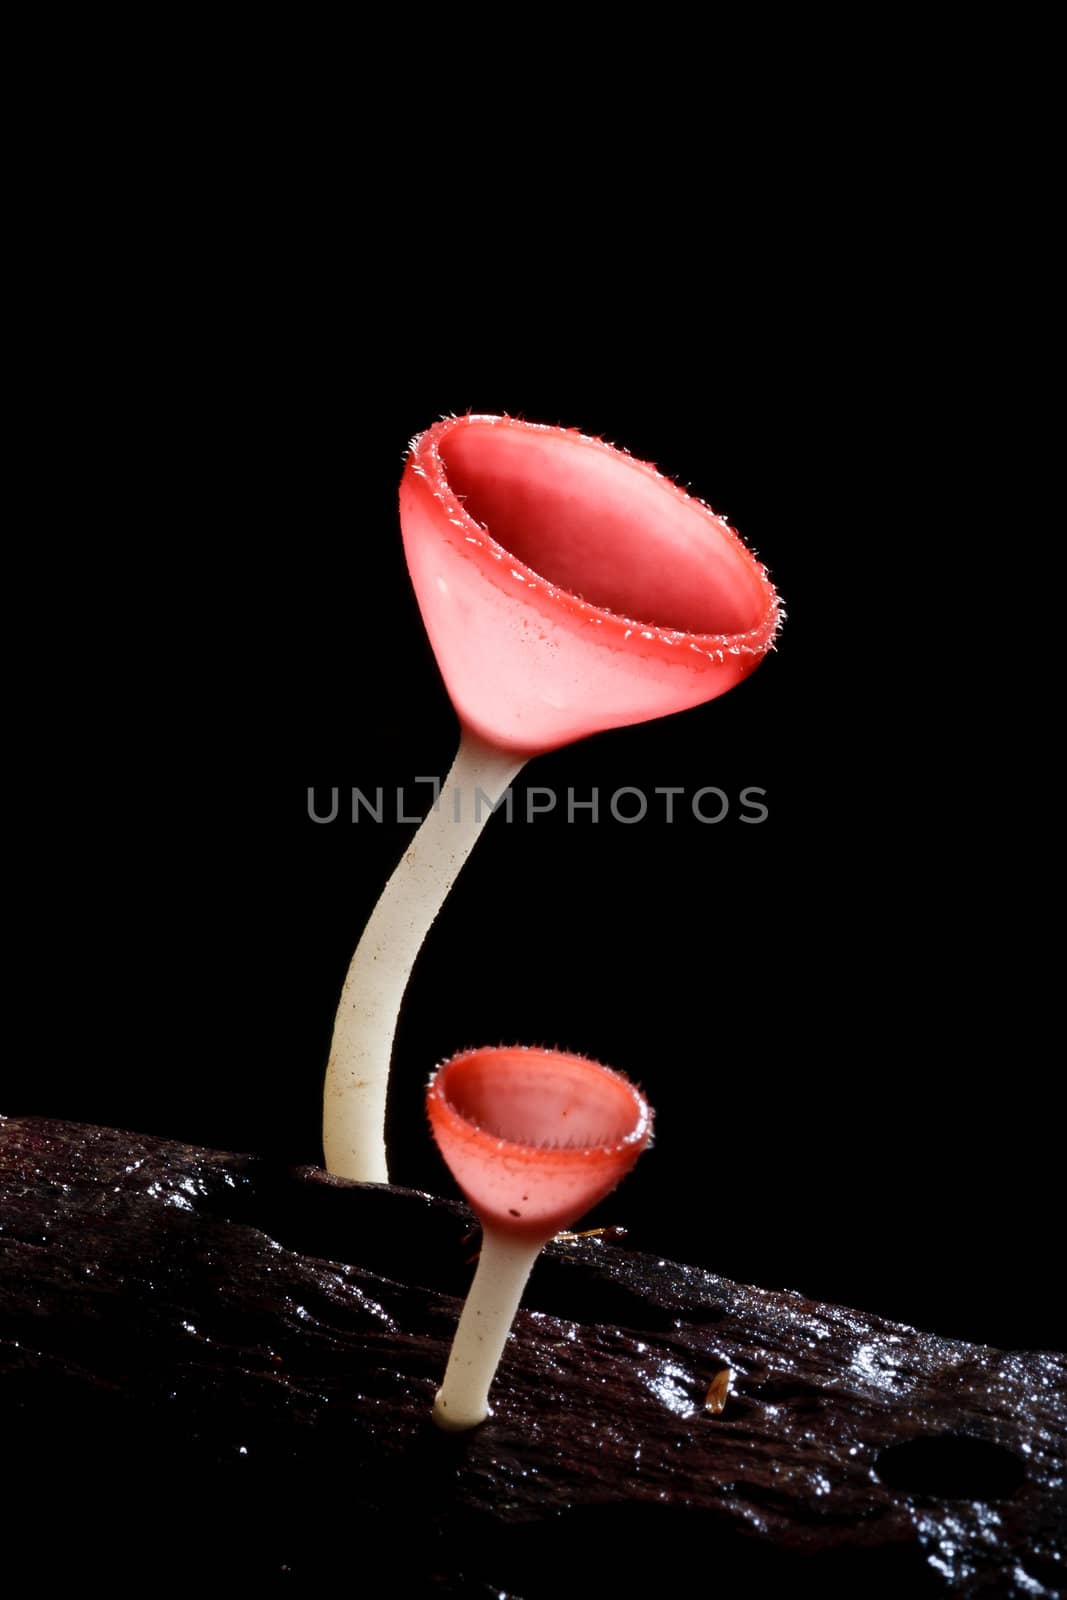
[323,731,526,1183]
[433,1226,543,1431]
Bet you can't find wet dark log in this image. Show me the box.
[1,1116,1063,1596]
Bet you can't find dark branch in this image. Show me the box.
[1,1116,1063,1596]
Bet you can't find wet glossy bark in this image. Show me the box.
[1,1117,1063,1596]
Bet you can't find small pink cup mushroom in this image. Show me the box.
[323,416,778,1184]
[426,1045,652,1431]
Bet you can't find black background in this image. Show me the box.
[1,47,1057,1600]
[9,253,1058,1355]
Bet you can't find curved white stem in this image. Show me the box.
[433,1226,543,1431]
[323,731,526,1183]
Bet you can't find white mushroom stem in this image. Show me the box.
[322,731,526,1184]
[432,1225,543,1431]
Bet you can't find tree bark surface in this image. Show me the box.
[1,1116,1063,1596]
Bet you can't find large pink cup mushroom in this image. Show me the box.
[427,1046,653,1431]
[404,416,779,754]
[323,416,780,1183]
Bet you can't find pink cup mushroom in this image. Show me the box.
[404,415,780,754]
[323,416,780,1183]
[426,1045,653,1431]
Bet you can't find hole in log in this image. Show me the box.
[875,1434,1025,1499]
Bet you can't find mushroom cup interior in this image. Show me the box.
[440,1047,645,1151]
[439,422,768,637]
